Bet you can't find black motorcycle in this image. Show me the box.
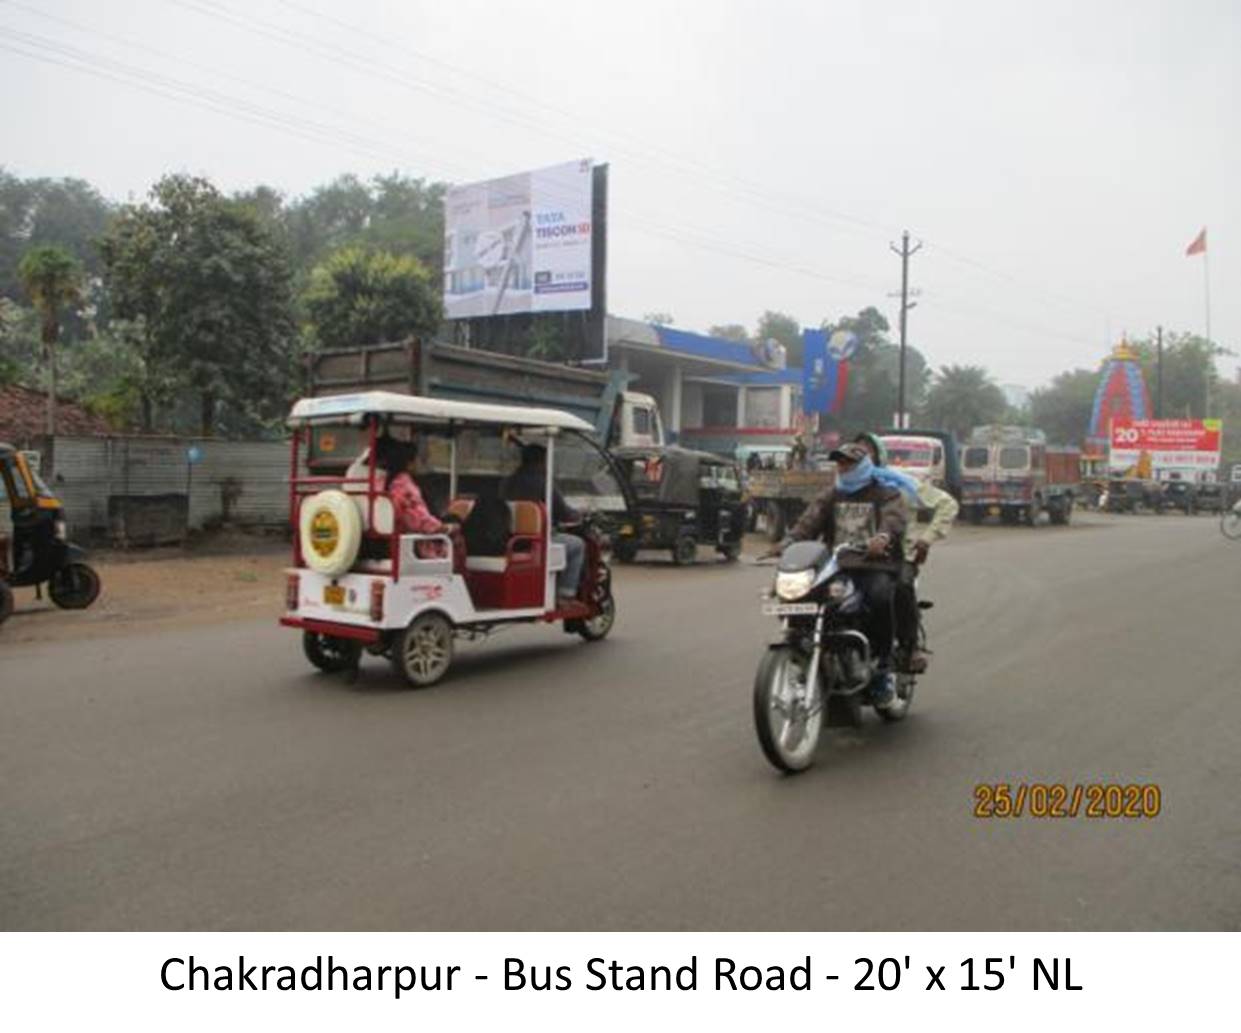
[752,541,925,773]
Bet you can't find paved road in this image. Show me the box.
[3,514,1239,930]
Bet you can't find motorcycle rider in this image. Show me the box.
[770,441,907,706]
[852,431,958,673]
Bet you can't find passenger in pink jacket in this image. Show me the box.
[374,436,454,558]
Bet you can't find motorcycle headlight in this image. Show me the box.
[827,576,854,601]
[775,570,815,601]
[54,520,67,541]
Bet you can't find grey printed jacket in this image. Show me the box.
[788,481,907,571]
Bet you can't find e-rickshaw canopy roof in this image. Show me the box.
[287,391,594,432]
[613,445,738,508]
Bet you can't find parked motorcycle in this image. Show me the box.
[752,542,926,773]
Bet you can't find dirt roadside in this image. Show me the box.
[1,541,290,647]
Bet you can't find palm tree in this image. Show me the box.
[18,245,83,436]
[922,364,1007,440]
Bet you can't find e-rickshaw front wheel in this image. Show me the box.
[391,612,455,687]
[48,562,101,610]
[574,587,616,641]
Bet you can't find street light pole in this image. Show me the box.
[890,230,922,429]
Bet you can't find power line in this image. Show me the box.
[0,12,1123,354]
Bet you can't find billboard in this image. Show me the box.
[443,159,594,319]
[1109,418,1222,476]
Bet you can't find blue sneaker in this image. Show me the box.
[869,670,896,707]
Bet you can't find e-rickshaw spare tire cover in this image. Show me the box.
[299,489,363,576]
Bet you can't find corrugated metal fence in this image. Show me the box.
[42,435,288,542]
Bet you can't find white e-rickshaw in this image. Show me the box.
[281,392,626,686]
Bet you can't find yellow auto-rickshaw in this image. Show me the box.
[1,442,100,626]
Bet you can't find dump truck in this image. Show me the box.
[305,338,663,468]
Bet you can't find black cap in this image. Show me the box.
[828,442,869,464]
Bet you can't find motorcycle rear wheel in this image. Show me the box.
[753,645,823,773]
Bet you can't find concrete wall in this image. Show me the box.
[44,436,289,542]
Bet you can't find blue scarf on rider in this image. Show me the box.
[871,464,921,502]
[837,456,876,494]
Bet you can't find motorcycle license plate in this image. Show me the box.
[323,585,345,606]
[762,602,819,616]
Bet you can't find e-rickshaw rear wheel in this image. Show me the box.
[302,631,362,673]
[0,581,13,626]
[391,612,455,687]
[48,562,101,610]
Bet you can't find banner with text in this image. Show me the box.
[1108,418,1222,476]
[443,160,594,319]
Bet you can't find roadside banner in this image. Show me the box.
[802,329,851,415]
[1108,418,1222,476]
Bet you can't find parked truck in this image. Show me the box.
[877,429,962,499]
[747,465,836,542]
[959,425,1081,525]
[305,338,663,467]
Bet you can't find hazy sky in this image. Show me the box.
[2,0,1237,388]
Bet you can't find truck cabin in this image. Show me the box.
[878,434,945,484]
[286,393,630,613]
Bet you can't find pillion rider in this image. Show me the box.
[851,432,957,672]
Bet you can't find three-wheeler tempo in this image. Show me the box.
[1,441,101,626]
[281,392,629,686]
[609,445,746,564]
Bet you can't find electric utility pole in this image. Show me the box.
[890,230,922,429]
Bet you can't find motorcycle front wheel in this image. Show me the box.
[753,645,823,773]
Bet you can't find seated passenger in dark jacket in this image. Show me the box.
[501,444,584,600]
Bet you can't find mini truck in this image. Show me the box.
[281,392,628,686]
[959,425,1081,525]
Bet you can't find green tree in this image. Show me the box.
[1,169,112,310]
[302,246,441,352]
[706,323,749,342]
[1028,368,1099,446]
[755,310,803,365]
[18,244,83,435]
[921,365,1007,440]
[101,174,296,435]
[1129,331,1222,420]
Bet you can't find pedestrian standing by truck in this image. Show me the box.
[853,432,958,672]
